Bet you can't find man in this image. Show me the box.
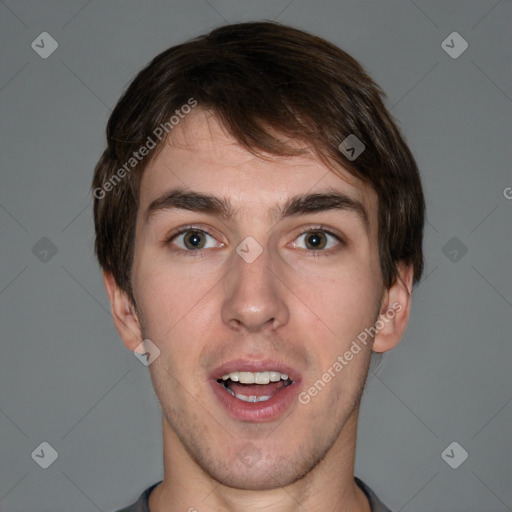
[92,21,424,512]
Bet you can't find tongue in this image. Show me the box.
[227,380,287,397]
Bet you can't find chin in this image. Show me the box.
[204,457,312,491]
[185,434,333,492]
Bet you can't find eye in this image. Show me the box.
[170,229,221,251]
[292,229,341,251]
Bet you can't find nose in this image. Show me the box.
[221,245,289,333]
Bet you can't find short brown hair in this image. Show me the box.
[92,21,425,300]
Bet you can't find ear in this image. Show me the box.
[372,263,414,353]
[103,271,142,352]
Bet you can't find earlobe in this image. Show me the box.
[372,264,414,353]
[102,271,142,351]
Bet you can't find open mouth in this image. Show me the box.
[217,371,294,403]
[210,361,301,422]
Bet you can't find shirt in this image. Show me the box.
[114,477,393,511]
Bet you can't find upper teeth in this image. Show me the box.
[221,371,289,384]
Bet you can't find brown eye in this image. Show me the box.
[183,230,206,249]
[304,231,327,250]
[293,230,340,252]
[171,229,219,251]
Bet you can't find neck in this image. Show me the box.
[149,408,370,512]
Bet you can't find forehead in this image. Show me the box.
[139,110,377,225]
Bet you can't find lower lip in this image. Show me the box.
[209,378,301,422]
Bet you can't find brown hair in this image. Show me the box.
[92,21,425,300]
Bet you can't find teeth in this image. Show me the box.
[220,371,291,384]
[269,371,281,382]
[255,372,270,384]
[239,372,255,384]
[234,393,273,403]
[221,386,272,402]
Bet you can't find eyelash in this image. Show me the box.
[164,225,215,257]
[165,224,343,258]
[294,225,343,258]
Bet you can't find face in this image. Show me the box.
[115,111,397,491]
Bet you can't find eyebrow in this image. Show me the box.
[144,187,369,231]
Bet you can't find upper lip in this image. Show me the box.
[211,359,302,382]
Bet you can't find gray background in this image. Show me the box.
[1,1,511,511]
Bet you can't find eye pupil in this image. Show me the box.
[305,231,326,250]
[184,231,205,249]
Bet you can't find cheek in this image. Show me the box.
[132,252,219,343]
[289,261,380,335]
[134,268,215,391]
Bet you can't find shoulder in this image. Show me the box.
[355,477,394,512]
[112,481,162,512]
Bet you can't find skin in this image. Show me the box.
[104,111,414,512]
